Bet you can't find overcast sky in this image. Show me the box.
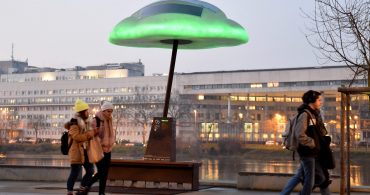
[0,0,325,76]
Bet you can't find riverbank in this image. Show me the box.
[1,143,370,162]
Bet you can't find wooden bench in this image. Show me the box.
[107,159,201,190]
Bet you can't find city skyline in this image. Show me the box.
[0,0,333,76]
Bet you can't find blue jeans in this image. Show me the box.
[66,150,94,191]
[314,159,331,195]
[280,157,330,195]
[280,163,304,195]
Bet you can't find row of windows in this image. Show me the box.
[0,69,128,83]
[198,95,360,104]
[185,79,367,90]
[0,94,165,105]
[0,86,166,97]
[24,129,144,137]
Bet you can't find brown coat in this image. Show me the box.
[68,124,95,164]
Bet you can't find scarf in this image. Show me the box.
[297,104,328,136]
[96,111,115,152]
[73,113,91,148]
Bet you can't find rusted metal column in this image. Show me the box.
[346,94,351,195]
[340,92,345,195]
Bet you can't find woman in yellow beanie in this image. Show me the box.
[65,99,98,195]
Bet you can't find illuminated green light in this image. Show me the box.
[109,0,249,49]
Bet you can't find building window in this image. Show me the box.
[239,96,247,101]
[249,97,256,101]
[256,97,266,102]
[251,83,262,88]
[267,82,279,87]
[244,123,252,133]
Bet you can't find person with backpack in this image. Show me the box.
[83,100,115,195]
[280,90,331,195]
[65,99,98,195]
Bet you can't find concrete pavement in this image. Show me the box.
[0,181,369,195]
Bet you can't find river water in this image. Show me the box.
[1,154,369,186]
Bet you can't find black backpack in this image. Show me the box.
[60,131,71,155]
[61,118,77,155]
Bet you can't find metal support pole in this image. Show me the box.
[340,92,345,195]
[163,40,179,118]
[227,94,231,123]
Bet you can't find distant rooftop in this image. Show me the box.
[178,65,348,75]
[0,60,144,76]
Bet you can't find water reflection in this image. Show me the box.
[1,155,369,186]
[0,154,68,167]
[198,158,370,187]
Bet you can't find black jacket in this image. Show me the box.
[296,104,325,158]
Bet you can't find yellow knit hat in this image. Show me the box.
[74,99,89,113]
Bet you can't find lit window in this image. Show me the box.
[230,96,238,101]
[244,123,252,133]
[256,97,266,102]
[251,83,262,88]
[267,82,279,87]
[198,95,204,100]
[239,96,247,101]
[254,123,259,133]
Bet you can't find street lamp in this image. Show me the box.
[193,110,197,133]
[238,113,243,142]
[353,115,360,144]
[274,114,282,145]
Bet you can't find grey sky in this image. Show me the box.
[0,0,320,76]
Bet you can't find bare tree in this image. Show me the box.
[168,91,191,124]
[0,111,8,143]
[112,106,126,143]
[126,91,161,145]
[1,109,21,143]
[303,0,369,86]
[27,115,45,144]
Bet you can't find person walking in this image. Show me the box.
[85,100,115,195]
[280,90,331,195]
[65,99,97,195]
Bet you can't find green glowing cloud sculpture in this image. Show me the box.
[109,0,249,49]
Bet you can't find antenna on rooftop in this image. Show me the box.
[11,43,14,61]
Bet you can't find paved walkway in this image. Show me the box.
[0,181,369,195]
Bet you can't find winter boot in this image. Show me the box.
[75,186,89,195]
